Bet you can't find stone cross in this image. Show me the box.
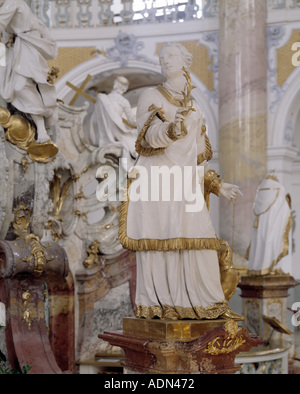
[66,74,96,106]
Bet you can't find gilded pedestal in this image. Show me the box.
[99,317,262,374]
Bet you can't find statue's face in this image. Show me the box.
[113,80,128,95]
[159,45,186,79]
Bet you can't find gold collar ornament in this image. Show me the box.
[136,67,196,156]
[158,67,195,108]
[159,67,196,136]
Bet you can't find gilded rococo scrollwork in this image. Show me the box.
[12,203,53,278]
[0,107,59,164]
[83,240,101,269]
[204,320,246,356]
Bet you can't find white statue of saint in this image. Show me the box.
[88,76,137,163]
[247,174,293,276]
[0,0,58,143]
[119,42,243,321]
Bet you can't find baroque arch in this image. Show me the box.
[55,57,218,149]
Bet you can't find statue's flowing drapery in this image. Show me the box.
[0,0,57,127]
[119,84,232,320]
[88,92,137,160]
[247,176,293,275]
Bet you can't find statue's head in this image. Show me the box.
[112,76,129,95]
[158,42,193,79]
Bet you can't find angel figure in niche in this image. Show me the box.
[88,76,138,164]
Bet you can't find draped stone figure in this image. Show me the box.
[119,42,243,321]
[0,0,58,143]
[247,174,293,276]
[88,76,137,163]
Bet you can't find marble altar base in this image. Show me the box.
[239,275,298,346]
[99,317,262,374]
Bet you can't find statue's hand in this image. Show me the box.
[174,107,189,123]
[220,183,243,201]
[174,107,191,136]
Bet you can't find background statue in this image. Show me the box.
[88,76,137,163]
[247,174,293,276]
[119,42,243,321]
[0,0,58,143]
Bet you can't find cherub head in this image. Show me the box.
[112,76,129,95]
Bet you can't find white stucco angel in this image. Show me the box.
[119,42,243,321]
[0,0,58,143]
[88,76,138,163]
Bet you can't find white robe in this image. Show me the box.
[0,0,58,127]
[120,86,227,320]
[88,92,137,162]
[248,177,293,275]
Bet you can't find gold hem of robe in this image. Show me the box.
[135,302,229,321]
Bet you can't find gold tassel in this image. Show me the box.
[254,216,259,229]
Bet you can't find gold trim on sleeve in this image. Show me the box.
[204,169,223,210]
[135,105,168,157]
[165,123,180,141]
[197,134,213,165]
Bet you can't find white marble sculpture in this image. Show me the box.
[88,76,137,163]
[119,42,243,321]
[0,0,58,143]
[247,174,293,276]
